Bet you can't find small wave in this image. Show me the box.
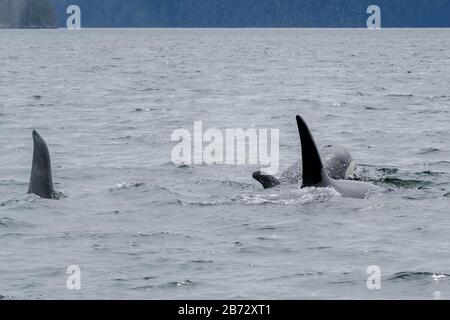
[428,161,450,166]
[0,217,16,227]
[425,95,448,101]
[191,178,252,189]
[415,170,444,176]
[138,231,193,240]
[140,87,161,92]
[161,161,192,169]
[418,148,440,155]
[307,246,331,250]
[191,260,214,264]
[377,168,399,175]
[0,180,28,186]
[160,280,196,288]
[111,135,132,141]
[364,106,387,111]
[51,191,67,200]
[110,182,144,192]
[220,180,255,189]
[235,243,268,254]
[257,226,278,231]
[387,272,450,282]
[132,285,154,291]
[353,167,385,182]
[233,193,283,205]
[264,272,324,282]
[96,210,121,216]
[416,109,449,115]
[0,193,41,207]
[1,191,66,205]
[382,177,432,189]
[177,164,191,169]
[234,186,340,205]
[154,199,184,206]
[257,234,278,241]
[133,107,158,112]
[188,199,233,207]
[386,94,414,98]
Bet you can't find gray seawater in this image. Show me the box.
[0,29,449,300]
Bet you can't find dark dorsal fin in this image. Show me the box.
[296,115,325,187]
[252,171,281,189]
[28,130,54,199]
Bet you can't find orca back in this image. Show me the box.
[252,171,281,189]
[28,130,54,199]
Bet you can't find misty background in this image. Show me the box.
[1,0,450,28]
[0,0,54,28]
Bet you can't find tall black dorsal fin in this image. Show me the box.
[28,130,54,199]
[296,115,325,187]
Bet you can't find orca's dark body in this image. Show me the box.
[296,115,382,199]
[28,130,54,199]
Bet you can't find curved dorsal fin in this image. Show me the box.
[28,130,54,199]
[252,171,281,189]
[296,115,325,187]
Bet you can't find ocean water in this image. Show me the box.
[0,28,449,300]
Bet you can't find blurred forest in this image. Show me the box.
[49,0,450,27]
[1,0,450,28]
[0,0,55,28]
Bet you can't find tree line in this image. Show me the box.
[49,0,450,27]
[0,0,55,28]
[2,0,450,28]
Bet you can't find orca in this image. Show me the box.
[253,145,355,189]
[28,130,55,199]
[296,115,382,199]
[252,171,281,189]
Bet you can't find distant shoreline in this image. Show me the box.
[0,26,57,29]
[1,26,450,30]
